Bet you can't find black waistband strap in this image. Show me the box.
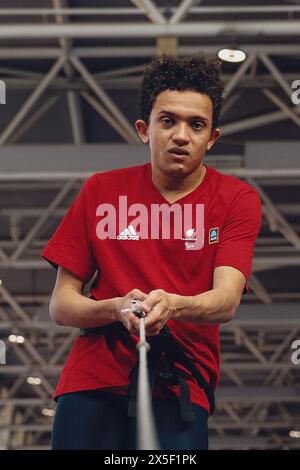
[80,322,126,336]
[178,375,196,424]
[146,326,215,415]
[80,323,215,417]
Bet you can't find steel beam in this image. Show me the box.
[222,103,300,136]
[10,180,75,262]
[0,22,300,39]
[0,55,66,145]
[52,0,86,146]
[224,54,256,99]
[1,6,300,15]
[70,55,140,144]
[1,44,300,60]
[259,53,293,98]
[263,89,300,129]
[130,0,166,25]
[169,0,202,25]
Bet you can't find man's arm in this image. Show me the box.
[49,266,146,329]
[137,266,245,335]
[170,265,245,323]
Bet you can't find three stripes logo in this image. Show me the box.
[117,224,139,240]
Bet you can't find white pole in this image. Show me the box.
[131,300,160,450]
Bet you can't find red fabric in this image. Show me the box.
[41,163,261,414]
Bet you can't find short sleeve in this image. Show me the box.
[41,175,98,283]
[214,186,262,291]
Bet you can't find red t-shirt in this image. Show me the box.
[41,162,261,414]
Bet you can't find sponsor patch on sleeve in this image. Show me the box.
[209,227,219,244]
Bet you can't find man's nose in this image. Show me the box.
[172,124,190,144]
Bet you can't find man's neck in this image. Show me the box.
[151,164,206,204]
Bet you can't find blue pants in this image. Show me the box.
[51,390,209,450]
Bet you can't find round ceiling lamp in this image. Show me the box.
[218,48,246,63]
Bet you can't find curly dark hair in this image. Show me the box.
[138,54,224,129]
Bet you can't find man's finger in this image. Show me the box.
[130,289,147,300]
[127,311,140,330]
[140,290,164,313]
[144,310,164,330]
[145,330,160,336]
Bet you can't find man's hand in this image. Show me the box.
[140,289,177,336]
[116,289,149,334]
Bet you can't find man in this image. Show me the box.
[42,54,261,450]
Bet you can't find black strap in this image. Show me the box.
[178,376,196,424]
[147,326,215,415]
[127,365,138,418]
[80,323,215,416]
[80,322,126,337]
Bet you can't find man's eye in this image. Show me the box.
[192,121,203,130]
[161,118,173,125]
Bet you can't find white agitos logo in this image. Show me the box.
[181,228,202,251]
[185,229,195,238]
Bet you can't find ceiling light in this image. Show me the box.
[218,48,246,63]
[42,408,55,417]
[289,430,300,439]
[8,334,25,344]
[16,336,25,344]
[27,376,42,386]
[8,335,17,343]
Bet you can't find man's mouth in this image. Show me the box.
[168,147,190,159]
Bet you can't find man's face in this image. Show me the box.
[136,89,220,177]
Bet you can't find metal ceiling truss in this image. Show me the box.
[0,53,299,142]
[0,5,299,17]
[1,21,300,39]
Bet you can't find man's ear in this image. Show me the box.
[135,119,149,144]
[207,127,221,151]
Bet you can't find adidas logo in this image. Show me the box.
[117,224,139,240]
